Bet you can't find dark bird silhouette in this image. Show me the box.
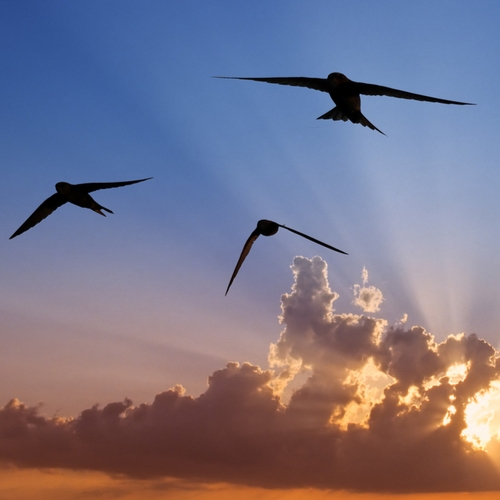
[10,178,152,239]
[215,72,475,135]
[225,219,347,295]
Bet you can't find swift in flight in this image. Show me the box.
[215,72,474,135]
[225,219,347,295]
[10,178,152,239]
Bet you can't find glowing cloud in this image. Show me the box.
[2,257,500,493]
[353,266,385,313]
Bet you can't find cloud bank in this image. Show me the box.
[2,257,500,493]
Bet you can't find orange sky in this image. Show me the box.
[2,468,500,500]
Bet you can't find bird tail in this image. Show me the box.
[357,112,386,136]
[317,107,386,135]
[316,106,349,122]
[93,204,114,216]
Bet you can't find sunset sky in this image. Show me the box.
[2,1,500,498]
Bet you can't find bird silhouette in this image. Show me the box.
[215,72,475,135]
[225,219,347,295]
[10,178,152,239]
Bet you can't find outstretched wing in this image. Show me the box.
[225,229,261,296]
[353,81,474,105]
[10,193,67,239]
[279,225,348,255]
[77,177,153,193]
[214,76,329,93]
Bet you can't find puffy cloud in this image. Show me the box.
[353,266,385,313]
[2,257,500,493]
[398,313,408,324]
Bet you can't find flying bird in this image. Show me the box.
[225,219,347,295]
[215,72,475,135]
[10,177,152,239]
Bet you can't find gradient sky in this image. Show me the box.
[2,1,500,498]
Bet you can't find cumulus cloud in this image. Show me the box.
[353,266,385,313]
[398,313,408,324]
[2,257,500,493]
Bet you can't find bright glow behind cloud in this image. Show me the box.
[2,257,500,493]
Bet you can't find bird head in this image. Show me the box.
[55,182,72,195]
[327,72,349,85]
[256,219,280,237]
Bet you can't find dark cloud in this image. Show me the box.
[2,257,500,492]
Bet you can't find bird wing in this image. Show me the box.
[214,76,329,93]
[279,225,348,255]
[225,229,261,295]
[353,81,474,105]
[10,193,67,239]
[77,177,153,193]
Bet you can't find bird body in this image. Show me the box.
[10,178,152,239]
[225,219,347,295]
[55,182,113,216]
[215,72,475,134]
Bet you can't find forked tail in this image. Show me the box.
[316,106,348,122]
[317,106,386,135]
[92,204,114,216]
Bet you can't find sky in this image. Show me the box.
[1,0,500,498]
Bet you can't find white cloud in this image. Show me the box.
[353,266,385,312]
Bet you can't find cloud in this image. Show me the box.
[2,257,500,493]
[353,266,385,312]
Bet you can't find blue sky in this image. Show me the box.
[1,0,500,421]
